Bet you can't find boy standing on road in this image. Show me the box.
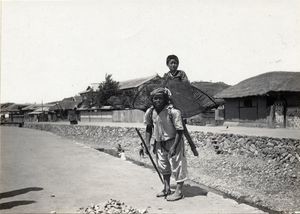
[144,88,187,201]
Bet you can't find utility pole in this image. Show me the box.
[42,100,44,122]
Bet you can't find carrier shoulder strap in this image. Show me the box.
[148,106,154,126]
[167,106,174,123]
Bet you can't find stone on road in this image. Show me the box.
[0,127,265,213]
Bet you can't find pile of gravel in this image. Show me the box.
[78,199,148,214]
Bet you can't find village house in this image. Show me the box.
[49,96,82,121]
[188,81,230,125]
[78,74,160,123]
[214,71,300,128]
[0,103,60,123]
[22,103,56,122]
[0,103,29,123]
[0,103,14,121]
[78,83,101,111]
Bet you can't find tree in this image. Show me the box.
[107,96,122,107]
[96,74,120,107]
[120,90,135,108]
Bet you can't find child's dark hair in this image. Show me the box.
[166,55,179,65]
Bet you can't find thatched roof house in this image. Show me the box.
[215,71,300,98]
[214,71,300,128]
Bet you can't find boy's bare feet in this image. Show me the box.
[156,189,171,197]
[166,192,184,201]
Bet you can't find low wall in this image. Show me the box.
[80,111,113,122]
[112,109,144,123]
[24,123,300,212]
[80,110,144,123]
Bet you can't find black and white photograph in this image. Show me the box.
[1,0,300,213]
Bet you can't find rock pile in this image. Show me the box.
[190,131,300,168]
[79,199,148,214]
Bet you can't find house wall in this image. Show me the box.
[240,97,268,120]
[257,97,268,118]
[224,99,239,119]
[239,107,257,120]
[285,93,300,128]
[187,111,216,126]
[225,97,268,120]
[224,94,300,129]
[285,93,300,107]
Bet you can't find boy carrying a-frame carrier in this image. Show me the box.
[144,88,187,201]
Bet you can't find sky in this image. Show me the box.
[1,0,300,104]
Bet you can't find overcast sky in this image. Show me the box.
[1,0,300,104]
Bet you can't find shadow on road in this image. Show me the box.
[0,187,43,199]
[170,184,208,198]
[183,184,208,198]
[0,200,36,210]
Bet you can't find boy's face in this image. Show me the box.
[167,59,178,72]
[152,94,167,110]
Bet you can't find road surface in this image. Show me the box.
[0,126,265,213]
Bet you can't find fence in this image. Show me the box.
[80,109,145,123]
[112,109,144,123]
[80,111,113,122]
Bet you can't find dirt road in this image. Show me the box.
[0,126,265,213]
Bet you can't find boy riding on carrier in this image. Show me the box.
[144,88,187,201]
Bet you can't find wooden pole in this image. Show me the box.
[182,122,199,156]
[135,128,164,184]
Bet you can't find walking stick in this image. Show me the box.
[135,128,164,184]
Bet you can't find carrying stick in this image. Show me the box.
[182,122,199,156]
[135,128,164,184]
